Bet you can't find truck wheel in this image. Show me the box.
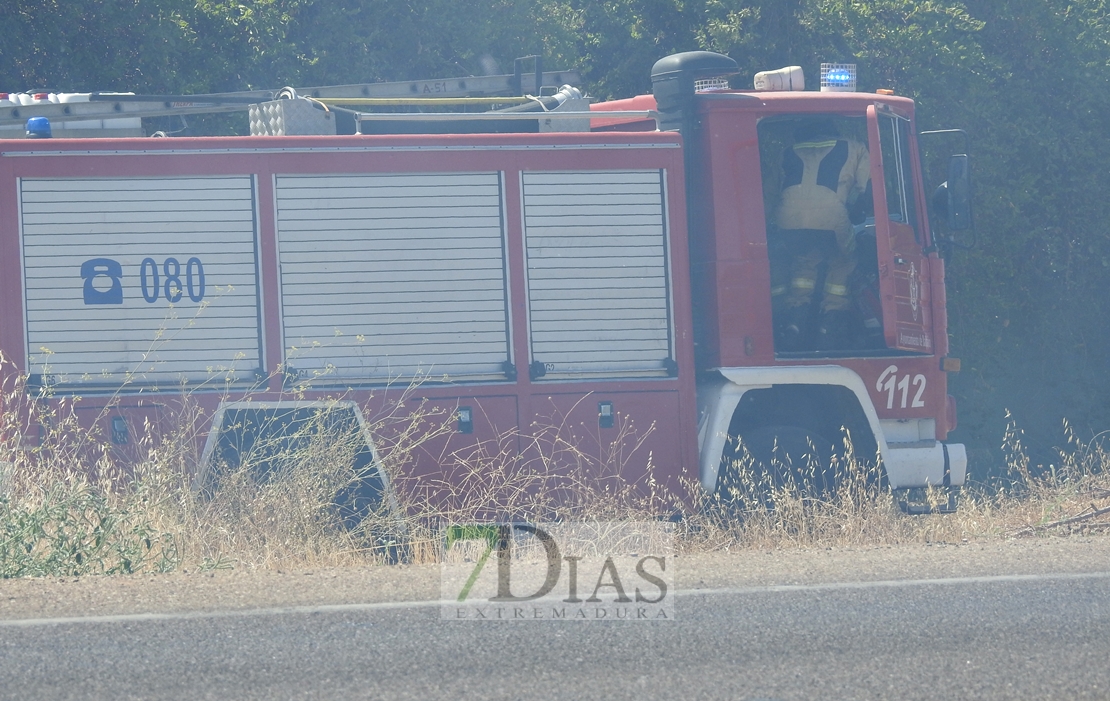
[715,425,837,508]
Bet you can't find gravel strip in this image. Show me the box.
[2,536,1109,621]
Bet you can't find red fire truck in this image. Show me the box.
[0,52,971,505]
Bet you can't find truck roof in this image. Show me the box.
[590,89,916,130]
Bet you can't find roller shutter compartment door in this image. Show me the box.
[522,170,675,380]
[20,176,263,389]
[275,172,512,384]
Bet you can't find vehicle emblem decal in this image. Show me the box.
[909,262,920,321]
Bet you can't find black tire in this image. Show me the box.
[715,424,837,508]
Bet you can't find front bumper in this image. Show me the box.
[884,442,967,488]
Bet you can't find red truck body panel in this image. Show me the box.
[0,132,699,496]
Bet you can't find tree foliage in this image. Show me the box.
[2,0,1108,471]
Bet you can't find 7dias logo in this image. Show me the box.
[440,522,674,621]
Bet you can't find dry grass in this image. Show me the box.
[684,413,1110,551]
[0,362,450,575]
[378,400,678,563]
[2,356,1109,578]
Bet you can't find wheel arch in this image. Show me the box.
[697,365,887,490]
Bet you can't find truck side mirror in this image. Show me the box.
[931,182,949,222]
[945,154,972,231]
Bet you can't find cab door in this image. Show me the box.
[866,104,934,353]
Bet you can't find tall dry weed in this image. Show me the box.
[3,350,1110,578]
[382,400,678,561]
[0,356,451,575]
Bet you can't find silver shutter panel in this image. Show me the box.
[522,170,674,379]
[275,172,511,383]
[20,176,262,388]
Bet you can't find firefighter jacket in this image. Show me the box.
[775,138,870,251]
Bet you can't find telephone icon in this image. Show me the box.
[81,258,124,305]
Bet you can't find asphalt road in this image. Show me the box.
[3,571,1109,700]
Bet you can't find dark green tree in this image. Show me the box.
[3,0,1109,475]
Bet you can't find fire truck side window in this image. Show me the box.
[757,115,884,353]
[878,113,920,241]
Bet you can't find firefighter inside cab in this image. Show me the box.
[764,116,881,352]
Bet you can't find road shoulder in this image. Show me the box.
[2,536,1109,621]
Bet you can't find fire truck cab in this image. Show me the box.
[596,52,970,494]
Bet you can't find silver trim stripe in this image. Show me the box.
[2,142,680,158]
